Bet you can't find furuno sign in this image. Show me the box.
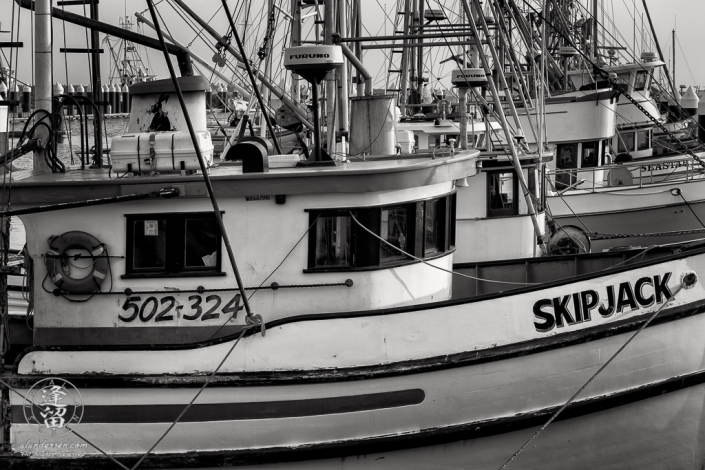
[533,273,673,332]
[289,54,330,59]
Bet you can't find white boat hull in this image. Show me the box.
[6,248,705,468]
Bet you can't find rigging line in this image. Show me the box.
[544,179,594,234]
[0,377,131,470]
[82,1,92,92]
[205,214,321,343]
[349,211,538,286]
[678,192,705,229]
[674,34,696,86]
[521,0,705,168]
[129,326,256,470]
[186,4,225,48]
[499,277,692,470]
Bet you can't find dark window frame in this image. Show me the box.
[618,131,635,153]
[305,193,455,273]
[637,129,651,150]
[487,170,519,217]
[123,212,224,279]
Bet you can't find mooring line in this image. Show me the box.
[499,273,697,469]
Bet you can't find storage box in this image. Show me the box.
[396,130,415,154]
[110,131,214,174]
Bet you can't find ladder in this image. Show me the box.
[384,0,409,97]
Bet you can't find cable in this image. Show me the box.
[349,211,537,286]
[499,275,692,469]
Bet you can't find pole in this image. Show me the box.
[593,0,598,59]
[337,0,349,154]
[220,0,282,154]
[325,0,336,156]
[641,0,676,99]
[33,0,52,172]
[462,0,547,254]
[146,0,257,324]
[354,0,364,96]
[291,0,301,103]
[399,0,411,114]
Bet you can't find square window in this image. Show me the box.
[488,171,519,217]
[637,130,651,150]
[124,212,223,278]
[313,215,352,268]
[425,199,443,254]
[618,131,635,153]
[581,141,599,168]
[381,205,411,262]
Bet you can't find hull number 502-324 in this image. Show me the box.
[119,294,244,323]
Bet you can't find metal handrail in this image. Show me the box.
[544,155,702,194]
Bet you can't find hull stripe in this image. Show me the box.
[11,389,425,424]
[4,371,704,468]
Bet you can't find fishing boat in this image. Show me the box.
[4,1,705,469]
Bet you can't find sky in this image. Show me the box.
[1,0,704,90]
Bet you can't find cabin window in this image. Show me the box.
[487,171,518,217]
[306,194,454,271]
[381,205,413,263]
[581,141,599,168]
[634,71,648,91]
[555,143,578,189]
[617,131,635,153]
[637,129,651,150]
[424,198,444,254]
[313,214,352,268]
[124,212,223,278]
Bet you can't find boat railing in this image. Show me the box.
[544,155,702,194]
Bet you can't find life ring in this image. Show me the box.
[44,231,109,294]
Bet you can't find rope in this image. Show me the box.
[129,324,255,470]
[51,281,354,297]
[349,212,537,286]
[0,376,131,469]
[499,273,695,469]
[588,228,705,241]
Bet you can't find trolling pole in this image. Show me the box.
[220,0,281,154]
[146,0,260,329]
[462,0,547,254]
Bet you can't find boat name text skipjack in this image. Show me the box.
[533,272,672,332]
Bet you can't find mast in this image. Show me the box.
[325,0,336,156]
[416,0,425,99]
[399,0,411,114]
[90,1,101,116]
[641,0,676,98]
[462,0,547,254]
[672,28,676,95]
[290,0,301,103]
[34,0,52,172]
[593,0,598,58]
[337,0,349,154]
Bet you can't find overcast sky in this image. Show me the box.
[1,0,703,90]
